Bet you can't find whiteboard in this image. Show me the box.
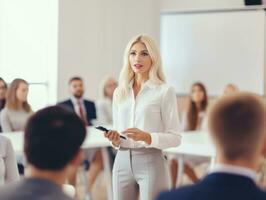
[161,10,265,95]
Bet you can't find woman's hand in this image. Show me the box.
[123,128,152,145]
[104,130,121,147]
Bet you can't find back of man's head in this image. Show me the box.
[24,106,86,170]
[209,92,266,161]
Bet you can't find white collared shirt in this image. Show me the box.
[112,80,181,149]
[210,163,257,181]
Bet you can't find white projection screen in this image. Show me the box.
[161,10,265,96]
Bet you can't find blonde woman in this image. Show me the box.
[96,77,118,125]
[0,79,33,132]
[104,34,181,200]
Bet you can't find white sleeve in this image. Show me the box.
[0,109,13,132]
[5,138,19,183]
[147,86,182,149]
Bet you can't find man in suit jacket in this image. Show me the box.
[157,92,266,200]
[58,77,103,191]
[0,106,86,200]
[58,76,97,126]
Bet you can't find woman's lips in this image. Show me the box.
[134,64,143,69]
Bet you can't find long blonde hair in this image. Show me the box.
[6,78,32,112]
[98,76,117,100]
[116,34,166,102]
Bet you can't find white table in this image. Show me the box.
[2,129,216,197]
[164,131,216,186]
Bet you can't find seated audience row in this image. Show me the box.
[157,92,266,200]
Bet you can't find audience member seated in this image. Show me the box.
[222,83,239,96]
[0,78,33,174]
[170,82,209,187]
[96,76,117,125]
[95,76,118,176]
[0,78,33,132]
[0,77,7,132]
[0,106,86,200]
[58,76,96,126]
[0,135,19,186]
[57,76,102,190]
[157,92,266,200]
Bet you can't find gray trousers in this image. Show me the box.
[112,148,170,200]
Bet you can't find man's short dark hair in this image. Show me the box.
[24,106,86,170]
[69,76,83,85]
[209,92,266,161]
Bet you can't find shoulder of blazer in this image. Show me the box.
[57,99,74,109]
[83,100,96,108]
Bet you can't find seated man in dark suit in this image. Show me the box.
[157,92,266,200]
[0,106,86,200]
[58,76,103,191]
[57,76,96,126]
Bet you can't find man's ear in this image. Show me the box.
[261,136,266,156]
[23,142,29,158]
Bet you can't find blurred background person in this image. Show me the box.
[58,76,102,193]
[0,78,33,175]
[0,135,19,186]
[170,82,210,187]
[222,83,239,96]
[0,78,8,132]
[0,78,33,132]
[96,76,118,125]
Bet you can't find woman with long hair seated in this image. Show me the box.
[170,82,209,187]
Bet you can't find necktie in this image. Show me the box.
[77,100,88,125]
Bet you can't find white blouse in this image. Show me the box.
[112,80,181,150]
[0,135,19,186]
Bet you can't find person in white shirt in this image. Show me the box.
[104,34,181,200]
[170,82,209,186]
[0,135,19,186]
[96,76,118,125]
[157,92,266,200]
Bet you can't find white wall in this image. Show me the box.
[160,0,244,11]
[58,0,160,101]
[58,0,265,101]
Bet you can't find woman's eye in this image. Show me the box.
[142,52,149,56]
[130,52,136,55]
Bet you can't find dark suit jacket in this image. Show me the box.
[0,178,72,200]
[157,173,266,200]
[58,99,97,126]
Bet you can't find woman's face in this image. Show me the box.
[0,81,7,100]
[16,82,28,103]
[105,79,117,99]
[129,42,152,76]
[191,85,205,103]
[223,85,237,96]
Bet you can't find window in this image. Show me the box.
[0,0,58,111]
